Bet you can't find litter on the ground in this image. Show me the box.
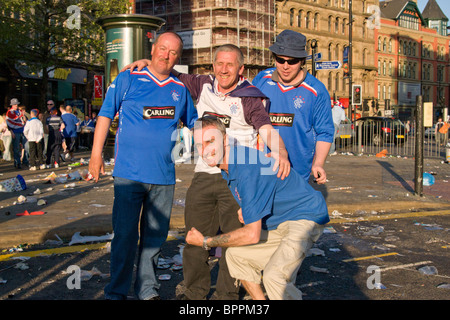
[68,232,114,246]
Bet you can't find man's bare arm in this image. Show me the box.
[186,220,262,248]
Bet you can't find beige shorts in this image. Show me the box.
[226,219,324,300]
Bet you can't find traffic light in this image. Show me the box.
[352,85,362,105]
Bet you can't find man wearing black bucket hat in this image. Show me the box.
[253,30,334,185]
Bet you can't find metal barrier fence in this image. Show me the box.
[335,119,448,160]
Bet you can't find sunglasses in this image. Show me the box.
[274,55,302,65]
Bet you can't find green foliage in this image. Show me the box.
[0,0,130,71]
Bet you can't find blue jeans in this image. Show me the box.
[12,132,28,167]
[105,177,175,300]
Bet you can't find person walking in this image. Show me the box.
[23,109,45,170]
[61,105,80,161]
[6,98,28,169]
[45,107,64,168]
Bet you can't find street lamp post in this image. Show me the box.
[348,0,353,121]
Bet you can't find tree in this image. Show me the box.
[0,0,130,110]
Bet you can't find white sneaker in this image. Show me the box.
[40,164,46,170]
[29,166,37,171]
[54,162,59,168]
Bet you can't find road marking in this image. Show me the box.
[0,242,107,262]
[329,209,450,224]
[378,260,433,272]
[342,252,399,262]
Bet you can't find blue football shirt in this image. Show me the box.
[99,68,197,185]
[252,68,334,180]
[221,145,329,230]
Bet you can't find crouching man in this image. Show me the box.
[186,116,329,300]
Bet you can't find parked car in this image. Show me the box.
[353,117,407,146]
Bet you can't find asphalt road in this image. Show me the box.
[1,208,448,301]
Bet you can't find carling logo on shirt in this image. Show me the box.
[203,111,231,128]
[143,106,175,119]
[269,112,294,127]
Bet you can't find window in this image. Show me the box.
[335,17,339,34]
[306,11,311,29]
[298,10,303,28]
[290,9,294,26]
[314,13,319,30]
[328,16,333,32]
[388,61,392,76]
[388,39,392,52]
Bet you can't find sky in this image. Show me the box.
[417,0,450,21]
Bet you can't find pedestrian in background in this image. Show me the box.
[6,98,28,169]
[46,107,64,168]
[42,100,55,156]
[435,117,447,146]
[0,112,12,161]
[61,105,79,161]
[23,109,45,170]
[80,115,95,149]
[329,101,346,155]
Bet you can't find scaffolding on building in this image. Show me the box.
[135,0,275,79]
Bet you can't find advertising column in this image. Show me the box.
[97,14,166,87]
[96,14,165,158]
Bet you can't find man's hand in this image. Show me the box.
[186,227,205,247]
[88,153,105,183]
[88,116,111,182]
[266,148,290,180]
[311,165,327,184]
[120,59,151,73]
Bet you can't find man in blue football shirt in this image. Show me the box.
[186,117,329,300]
[252,30,334,184]
[61,105,80,161]
[89,32,197,300]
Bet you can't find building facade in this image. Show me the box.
[135,0,275,79]
[275,0,379,119]
[378,0,449,121]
